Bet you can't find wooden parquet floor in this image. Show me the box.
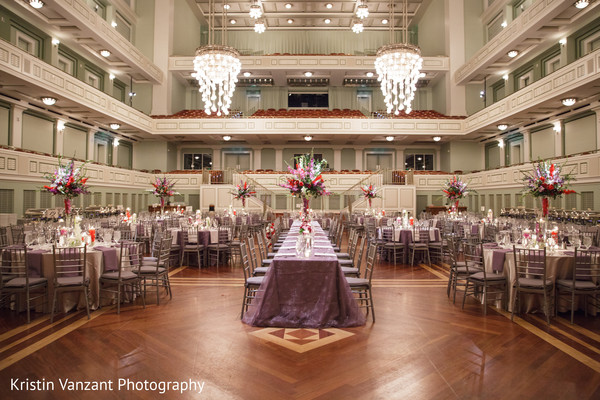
[1,254,600,399]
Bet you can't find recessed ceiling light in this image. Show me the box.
[497,124,508,131]
[561,98,577,106]
[41,97,56,106]
[507,50,519,58]
[111,21,117,28]
[575,0,589,9]
[304,135,313,141]
[285,3,292,9]
[326,3,333,9]
[51,38,60,45]
[230,19,237,24]
[385,136,394,142]
[243,72,252,77]
[433,136,441,142]
[287,18,294,24]
[100,49,111,57]
[324,18,331,24]
[366,72,374,77]
[382,19,388,24]
[110,123,121,130]
[223,135,232,141]
[223,3,230,10]
[304,71,313,77]
[29,0,43,9]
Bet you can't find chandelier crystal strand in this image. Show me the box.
[375,0,423,115]
[193,0,241,116]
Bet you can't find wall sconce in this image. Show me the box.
[553,122,561,133]
[57,121,65,131]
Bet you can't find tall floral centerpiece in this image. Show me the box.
[151,176,177,214]
[361,183,379,209]
[522,160,575,217]
[280,152,330,215]
[43,158,89,218]
[442,175,473,212]
[232,180,256,209]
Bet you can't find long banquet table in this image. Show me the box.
[242,221,366,328]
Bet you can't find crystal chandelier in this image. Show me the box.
[356,3,369,19]
[352,18,364,34]
[194,0,241,116]
[249,2,262,19]
[254,19,266,33]
[375,0,423,114]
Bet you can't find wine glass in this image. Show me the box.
[583,236,592,250]
[113,230,121,243]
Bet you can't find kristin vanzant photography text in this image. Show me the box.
[10,378,205,394]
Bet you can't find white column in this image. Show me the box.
[355,148,363,170]
[436,149,441,170]
[333,148,342,171]
[253,148,262,170]
[86,128,96,160]
[553,120,563,157]
[396,148,405,170]
[151,0,174,115]
[445,0,467,116]
[592,107,600,149]
[498,142,506,167]
[212,148,221,170]
[10,105,26,148]
[275,148,283,171]
[112,139,119,166]
[522,130,531,163]
[54,120,64,155]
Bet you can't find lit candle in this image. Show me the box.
[89,227,96,243]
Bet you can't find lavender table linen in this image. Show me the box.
[491,248,511,272]
[95,246,119,272]
[27,249,47,277]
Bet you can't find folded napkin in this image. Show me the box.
[483,243,500,248]
[313,252,336,257]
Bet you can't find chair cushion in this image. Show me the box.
[56,276,89,286]
[207,244,229,249]
[267,252,277,258]
[341,267,359,275]
[101,271,138,280]
[137,266,167,274]
[246,277,264,286]
[253,267,269,275]
[518,277,553,287]
[556,279,598,290]
[184,244,204,250]
[5,277,47,287]
[338,259,354,265]
[346,277,369,287]
[262,259,274,264]
[468,272,506,282]
[337,252,350,259]
[142,256,157,262]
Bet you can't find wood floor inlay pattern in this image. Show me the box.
[250,328,355,353]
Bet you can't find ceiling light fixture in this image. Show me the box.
[304,71,313,77]
[57,121,65,131]
[561,98,576,106]
[559,38,567,45]
[304,135,313,141]
[500,21,507,28]
[113,138,120,147]
[351,19,364,34]
[287,18,294,24]
[497,124,508,130]
[553,122,562,132]
[375,0,423,115]
[575,0,589,9]
[366,72,374,77]
[100,49,111,57]
[223,3,230,10]
[223,135,232,141]
[356,3,369,19]
[230,19,237,24]
[382,19,388,24]
[285,3,292,9]
[254,19,266,33]
[502,73,509,81]
[249,2,262,19]
[109,123,121,130]
[41,97,56,106]
[507,50,519,58]
[29,0,43,9]
[243,72,252,77]
[433,136,441,142]
[51,38,60,45]
[194,1,241,116]
[326,3,333,9]
[385,136,394,142]
[324,18,331,24]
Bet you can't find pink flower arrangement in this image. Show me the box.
[232,180,256,207]
[361,183,379,208]
[279,152,331,199]
[43,158,89,215]
[442,175,474,211]
[522,160,575,216]
[151,176,177,208]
